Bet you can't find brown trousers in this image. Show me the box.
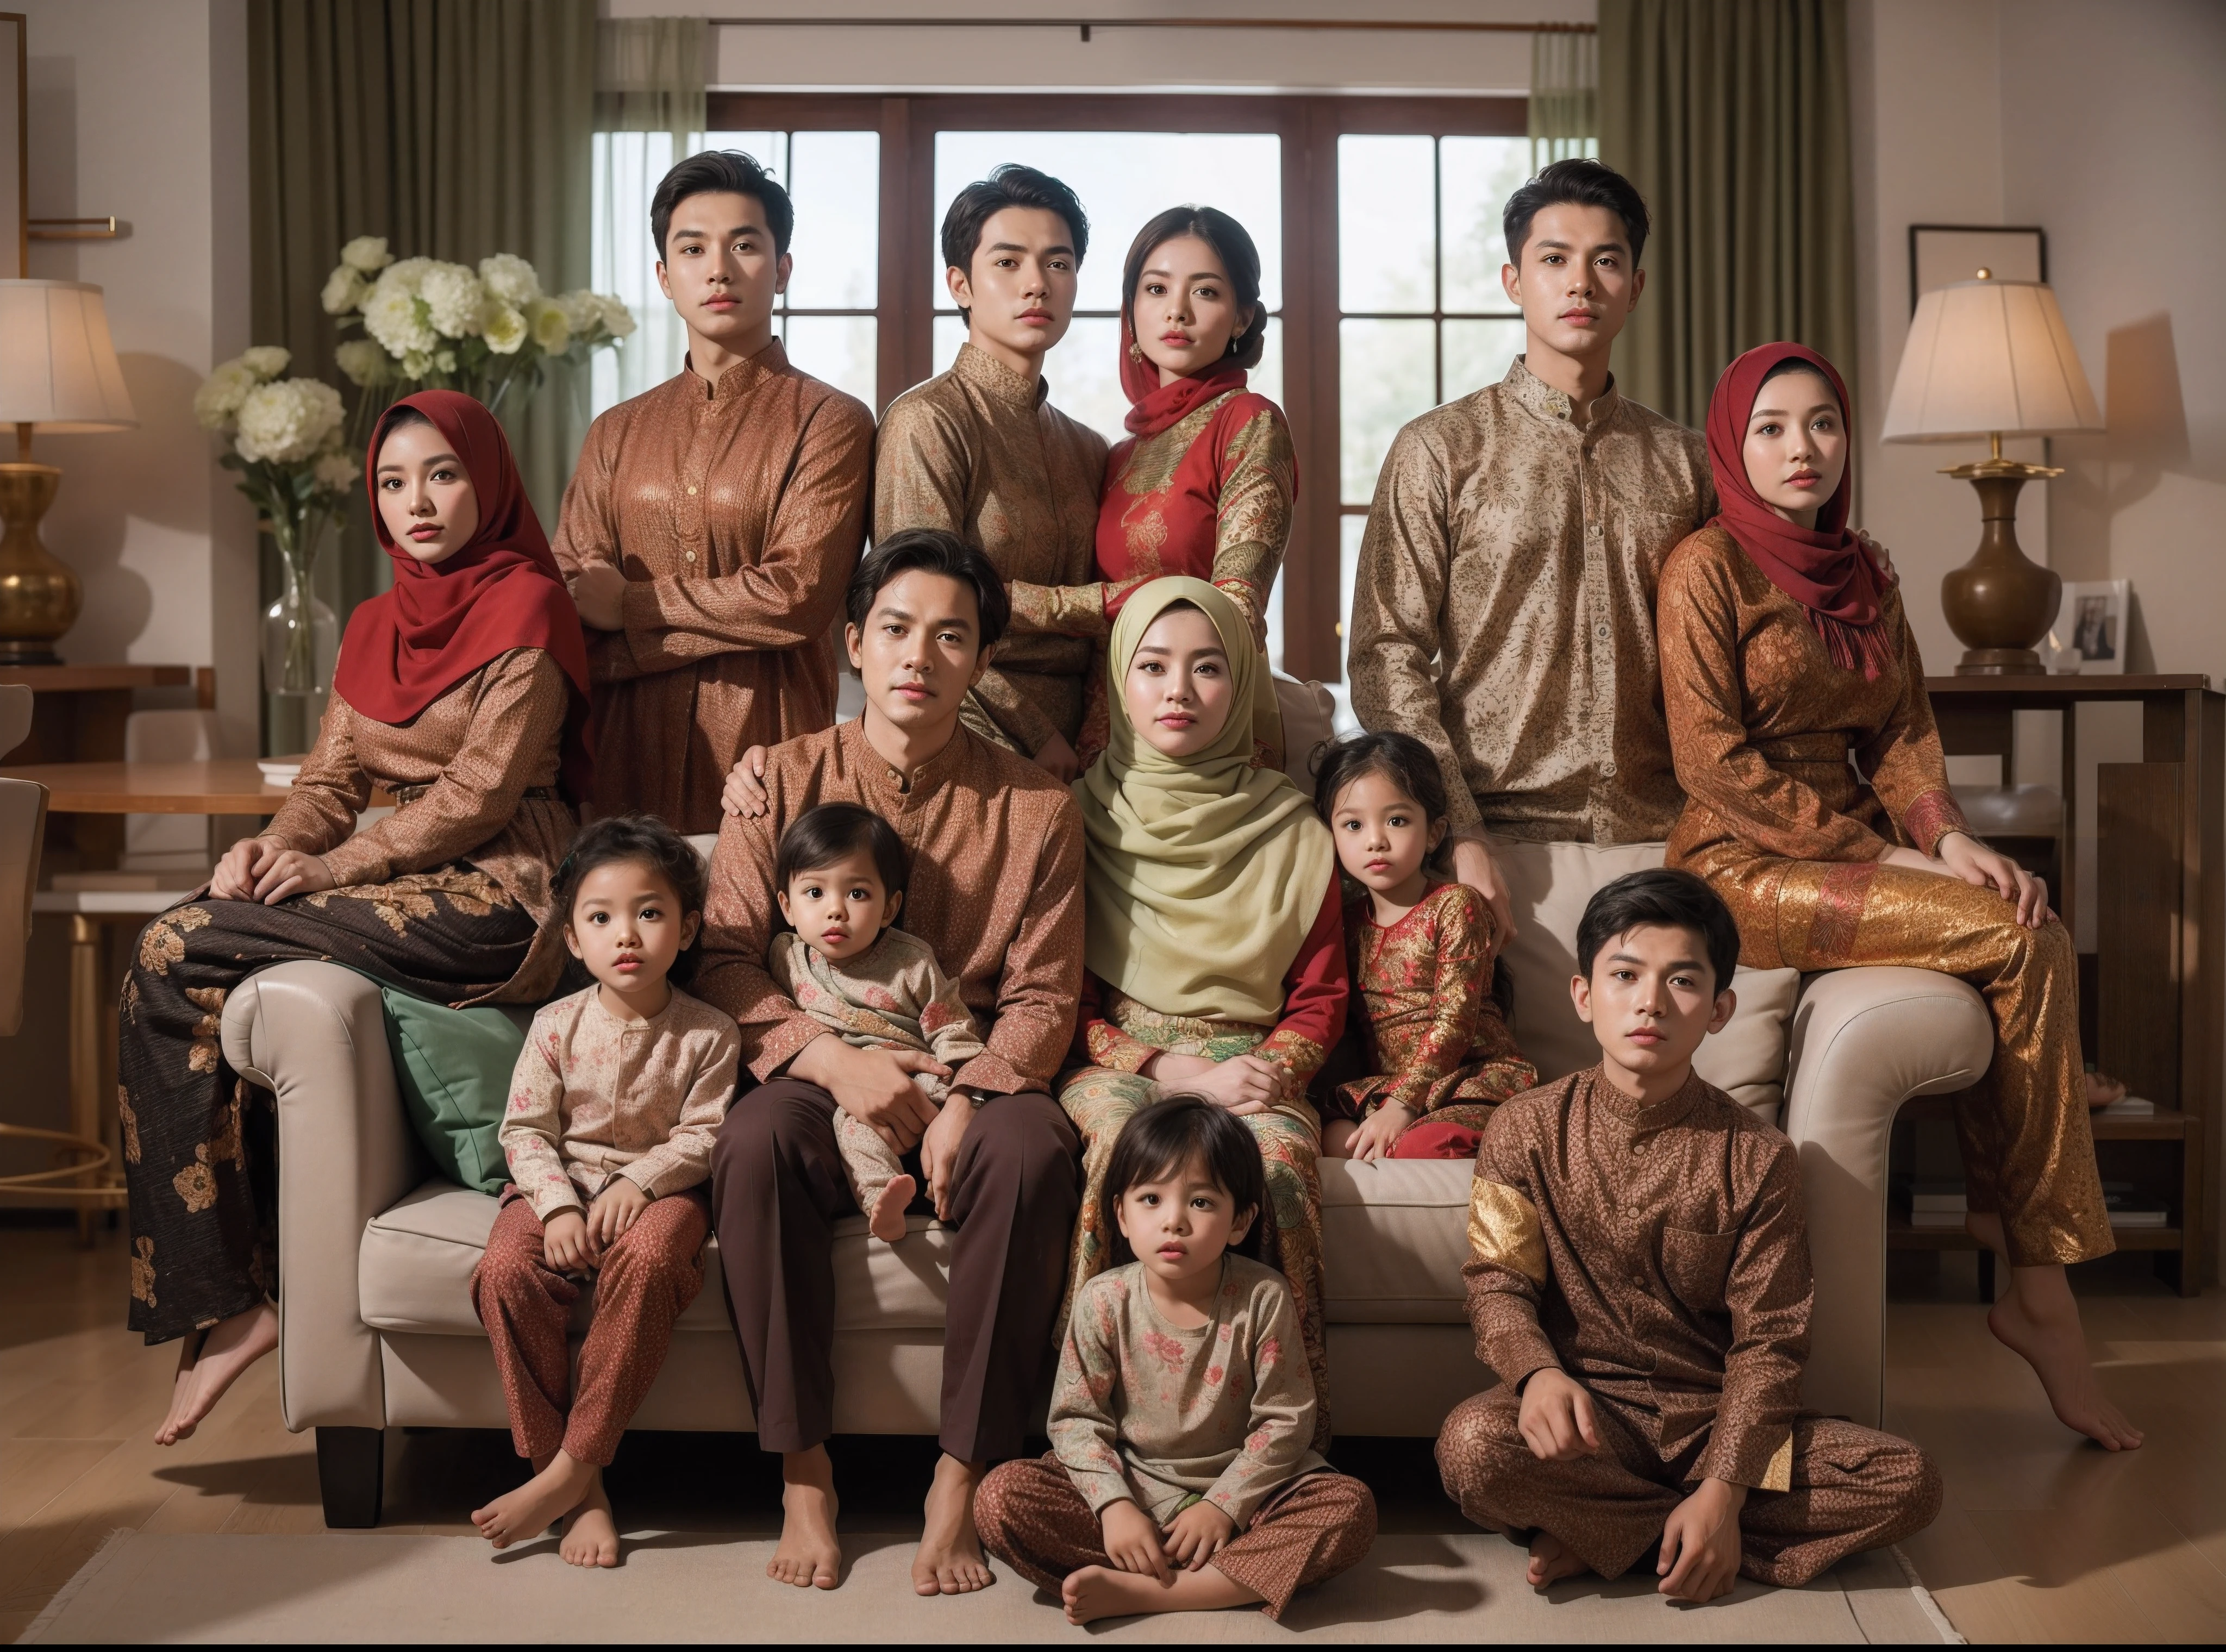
[976,1455,1377,1619]
[470,1190,709,1466]
[710,1078,1080,1460]
[1436,1383,1941,1587]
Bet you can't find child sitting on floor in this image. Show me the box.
[976,1097,1377,1625]
[469,815,740,1567]
[1435,869,1941,1601]
[766,802,987,1242]
[1312,730,1536,1161]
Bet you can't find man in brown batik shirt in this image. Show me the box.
[555,149,872,833]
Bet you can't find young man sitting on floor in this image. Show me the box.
[1434,869,1941,1601]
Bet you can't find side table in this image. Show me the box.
[1915,674,2221,1293]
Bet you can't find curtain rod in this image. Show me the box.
[706,17,1597,35]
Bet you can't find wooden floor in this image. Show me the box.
[3,1224,2222,1644]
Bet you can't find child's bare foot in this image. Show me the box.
[2086,1070,2128,1109]
[913,1453,993,1595]
[1525,1530,1590,1587]
[472,1449,595,1548]
[559,1469,621,1568]
[1060,1563,1259,1623]
[1986,1266,2143,1450]
[867,1175,915,1242]
[768,1447,841,1589]
[156,1301,277,1444]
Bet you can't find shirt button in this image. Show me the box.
[1588,522,1603,537]
[685,550,696,563]
[1602,761,1619,777]
[687,485,698,496]
[1596,623,1611,640]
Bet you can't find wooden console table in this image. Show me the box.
[1912,674,2221,1293]
[0,663,208,871]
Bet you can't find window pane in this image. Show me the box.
[784,131,879,309]
[781,315,877,407]
[1247,316,1283,415]
[1440,136,1531,313]
[931,131,1283,315]
[1043,317,1127,446]
[1340,317,1435,506]
[1339,135,1434,315]
[1443,317,1524,402]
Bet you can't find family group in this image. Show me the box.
[115,148,2138,1624]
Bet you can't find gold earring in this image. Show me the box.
[1127,339,1143,363]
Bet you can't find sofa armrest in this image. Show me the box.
[221,961,417,1432]
[1780,966,1993,1427]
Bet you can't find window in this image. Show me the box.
[591,93,1528,684]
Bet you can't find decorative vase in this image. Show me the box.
[261,512,339,697]
[0,458,82,665]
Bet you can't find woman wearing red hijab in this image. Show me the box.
[1063,206,1295,767]
[1656,343,2138,1453]
[121,390,593,1446]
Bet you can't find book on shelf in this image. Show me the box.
[2100,1180,2168,1229]
[2098,1095,2157,1118]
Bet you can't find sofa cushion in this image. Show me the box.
[1318,1158,1474,1324]
[358,1181,952,1336]
[378,988,534,1196]
[1490,836,1798,1117]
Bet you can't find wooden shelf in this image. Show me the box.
[0,665,192,692]
[1887,1215,2182,1251]
[1924,673,2210,702]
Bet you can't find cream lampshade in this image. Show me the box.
[1882,273,2103,675]
[0,279,139,664]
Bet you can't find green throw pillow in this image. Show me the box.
[378,986,529,1194]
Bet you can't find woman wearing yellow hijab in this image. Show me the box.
[1060,577,1347,1437]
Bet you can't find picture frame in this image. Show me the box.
[2045,579,2131,675]
[1909,223,2046,313]
[0,13,22,279]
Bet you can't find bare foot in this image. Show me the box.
[559,1469,621,1568]
[472,1449,595,1549]
[1526,1530,1590,1587]
[155,1330,205,1446]
[768,1447,841,1589]
[913,1452,993,1595]
[157,1301,277,1445]
[1060,1563,1259,1624]
[1987,1269,2144,1450]
[868,1175,916,1242]
[2086,1071,2128,1109]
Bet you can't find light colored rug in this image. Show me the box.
[22,1531,1960,1643]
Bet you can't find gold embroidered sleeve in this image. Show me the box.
[264,694,373,856]
[1210,406,1295,616]
[1255,1028,1327,1082]
[965,671,1062,756]
[1462,1112,1562,1386]
[1006,577,1121,639]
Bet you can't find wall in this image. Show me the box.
[4,0,254,1200]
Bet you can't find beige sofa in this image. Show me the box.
[219,835,1992,1526]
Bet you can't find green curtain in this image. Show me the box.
[247,0,597,749]
[1597,0,1857,429]
[596,15,705,139]
[1529,28,1599,172]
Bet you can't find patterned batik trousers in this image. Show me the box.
[1436,1382,1942,1586]
[470,1188,710,1465]
[1057,1023,1329,1447]
[976,1455,1377,1619]
[117,871,536,1343]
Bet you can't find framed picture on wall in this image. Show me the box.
[1909,224,2046,312]
[2045,579,2131,675]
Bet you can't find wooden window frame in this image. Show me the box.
[709,91,1524,681]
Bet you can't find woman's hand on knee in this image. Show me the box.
[210,836,283,901]
[1939,832,2050,928]
[249,848,335,904]
[1185,1054,1286,1115]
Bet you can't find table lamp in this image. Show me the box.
[0,279,139,664]
[1881,271,2103,675]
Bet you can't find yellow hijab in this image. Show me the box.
[1074,577,1335,1024]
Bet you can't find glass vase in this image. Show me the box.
[262,514,338,698]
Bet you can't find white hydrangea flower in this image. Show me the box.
[380,256,436,293]
[419,264,485,337]
[333,337,395,388]
[234,378,346,466]
[321,265,367,316]
[481,301,528,355]
[240,345,291,379]
[340,235,393,274]
[526,297,572,355]
[478,253,541,306]
[312,449,360,492]
[598,294,637,339]
[400,348,435,380]
[434,347,457,374]
[364,277,437,358]
[556,288,605,337]
[192,359,260,430]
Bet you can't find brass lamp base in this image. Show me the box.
[1939,439,2062,677]
[0,460,80,666]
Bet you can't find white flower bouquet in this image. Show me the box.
[321,236,634,418]
[195,347,355,696]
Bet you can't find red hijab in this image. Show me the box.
[334,390,595,804]
[1118,311,1250,437]
[1704,342,1891,680]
